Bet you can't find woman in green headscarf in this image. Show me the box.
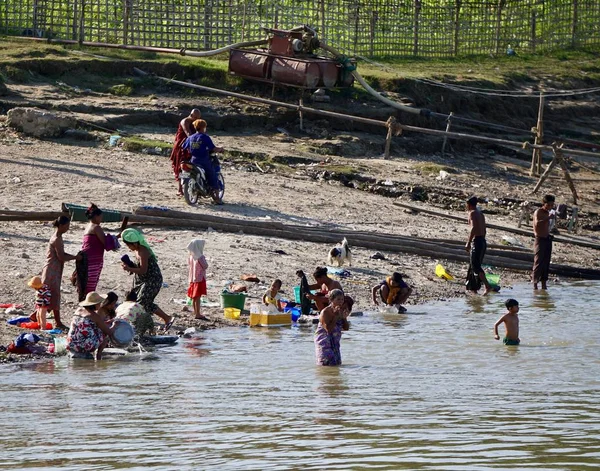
[121,228,175,331]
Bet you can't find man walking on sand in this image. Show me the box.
[465,196,492,295]
[170,108,201,196]
[532,194,556,290]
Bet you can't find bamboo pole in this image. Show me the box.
[442,112,454,157]
[530,93,545,176]
[413,0,421,56]
[453,0,461,55]
[494,0,506,55]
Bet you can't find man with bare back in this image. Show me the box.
[465,196,492,295]
[170,108,201,195]
[532,194,556,290]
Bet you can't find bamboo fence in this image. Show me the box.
[1,0,599,58]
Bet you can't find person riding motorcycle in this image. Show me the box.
[182,119,224,204]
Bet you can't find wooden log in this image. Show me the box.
[0,211,67,221]
[128,212,600,279]
[556,149,579,205]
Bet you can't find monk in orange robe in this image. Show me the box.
[170,109,201,195]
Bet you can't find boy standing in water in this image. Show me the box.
[494,299,520,345]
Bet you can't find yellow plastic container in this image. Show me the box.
[224,308,241,320]
[249,312,292,327]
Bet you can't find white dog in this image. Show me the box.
[327,238,352,267]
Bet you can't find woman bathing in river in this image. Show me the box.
[314,289,350,366]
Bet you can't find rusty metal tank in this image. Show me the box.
[271,57,321,88]
[229,48,270,79]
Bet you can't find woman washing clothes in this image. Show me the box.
[307,266,353,313]
[314,289,350,366]
[121,228,175,331]
[66,292,115,360]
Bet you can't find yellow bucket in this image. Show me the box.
[224,308,241,319]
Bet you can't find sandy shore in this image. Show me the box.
[1,90,599,361]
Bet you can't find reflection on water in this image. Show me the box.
[1,282,600,470]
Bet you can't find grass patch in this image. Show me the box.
[413,163,455,174]
[121,136,172,154]
[109,83,135,96]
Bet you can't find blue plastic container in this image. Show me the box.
[284,306,301,322]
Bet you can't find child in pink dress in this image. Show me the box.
[187,239,209,320]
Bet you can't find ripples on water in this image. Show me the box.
[1,282,599,470]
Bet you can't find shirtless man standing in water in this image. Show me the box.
[465,196,492,295]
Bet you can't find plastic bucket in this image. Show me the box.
[224,308,241,320]
[112,320,134,348]
[53,337,67,354]
[220,292,247,310]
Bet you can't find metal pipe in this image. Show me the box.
[320,42,422,116]
[17,36,267,56]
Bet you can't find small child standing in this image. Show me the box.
[262,279,283,312]
[27,276,51,330]
[494,298,520,345]
[187,239,209,320]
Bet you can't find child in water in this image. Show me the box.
[494,298,520,345]
[187,239,209,320]
[262,279,283,312]
[27,276,51,330]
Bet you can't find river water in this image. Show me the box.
[1,282,599,470]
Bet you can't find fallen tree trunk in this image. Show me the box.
[0,210,67,221]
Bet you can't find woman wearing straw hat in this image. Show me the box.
[121,228,175,331]
[66,292,114,360]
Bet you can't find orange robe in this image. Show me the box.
[170,123,191,179]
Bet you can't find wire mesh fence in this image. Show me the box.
[1,0,599,57]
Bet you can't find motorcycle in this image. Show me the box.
[179,153,225,206]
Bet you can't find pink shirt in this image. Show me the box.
[188,255,208,283]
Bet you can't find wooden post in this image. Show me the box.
[531,9,537,53]
[72,0,78,40]
[532,152,559,194]
[320,0,325,41]
[78,0,85,45]
[353,4,359,55]
[413,0,421,56]
[369,9,376,58]
[453,0,461,56]
[494,0,506,55]
[571,0,579,47]
[240,0,248,42]
[442,112,454,157]
[556,148,579,204]
[299,95,304,131]
[530,93,545,176]
[122,0,130,45]
[384,116,397,159]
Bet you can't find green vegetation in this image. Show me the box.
[121,136,172,154]
[1,37,598,97]
[413,163,455,175]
